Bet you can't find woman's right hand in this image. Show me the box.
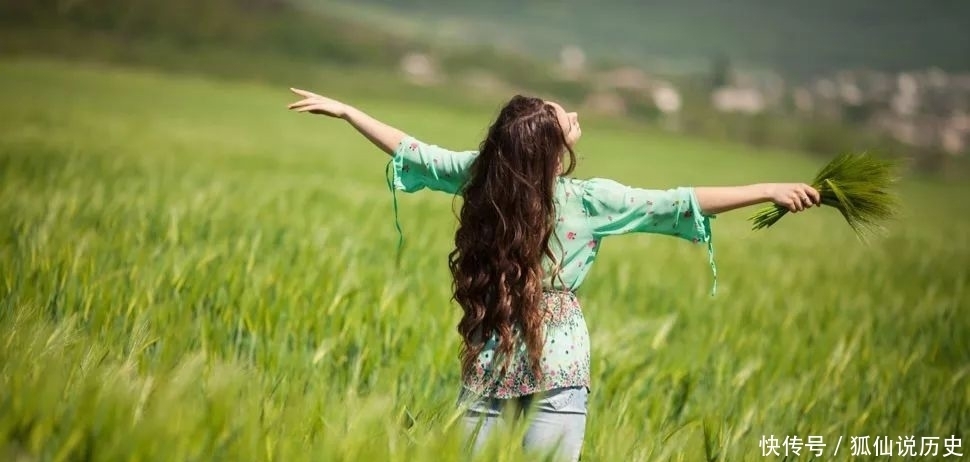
[766,183,821,212]
[287,88,349,118]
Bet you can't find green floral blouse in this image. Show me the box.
[386,136,717,398]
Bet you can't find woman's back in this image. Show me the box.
[389,136,716,294]
[388,136,715,398]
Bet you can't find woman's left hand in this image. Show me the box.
[287,88,349,118]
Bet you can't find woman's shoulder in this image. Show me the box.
[556,176,585,197]
[558,176,626,197]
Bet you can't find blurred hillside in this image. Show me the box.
[309,0,970,78]
[0,0,407,67]
[2,0,968,175]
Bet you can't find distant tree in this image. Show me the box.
[709,53,733,89]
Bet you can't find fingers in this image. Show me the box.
[287,98,313,110]
[796,191,812,210]
[286,91,342,117]
[807,186,821,206]
[289,88,319,98]
[287,88,322,110]
[288,98,335,114]
[788,193,805,212]
[798,183,821,207]
[783,184,821,213]
[294,104,324,113]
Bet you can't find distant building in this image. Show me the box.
[793,87,814,113]
[652,85,682,114]
[711,87,766,114]
[793,67,970,156]
[558,45,587,78]
[399,52,442,86]
[582,91,627,117]
[597,66,651,91]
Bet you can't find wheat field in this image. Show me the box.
[1,58,967,461]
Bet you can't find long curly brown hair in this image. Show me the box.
[448,95,577,382]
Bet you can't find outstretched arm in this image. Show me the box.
[287,88,404,156]
[584,180,821,240]
[694,183,820,215]
[287,87,479,195]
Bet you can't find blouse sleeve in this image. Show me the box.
[581,177,719,294]
[389,136,478,195]
[581,177,714,242]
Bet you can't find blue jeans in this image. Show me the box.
[458,386,589,462]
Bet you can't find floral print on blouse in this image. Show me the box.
[387,136,716,398]
[463,290,591,398]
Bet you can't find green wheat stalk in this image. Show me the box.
[749,152,902,241]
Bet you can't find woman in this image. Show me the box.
[287,89,820,461]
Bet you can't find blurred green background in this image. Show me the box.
[1,1,968,461]
[3,0,970,170]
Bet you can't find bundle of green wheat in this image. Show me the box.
[750,152,902,240]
